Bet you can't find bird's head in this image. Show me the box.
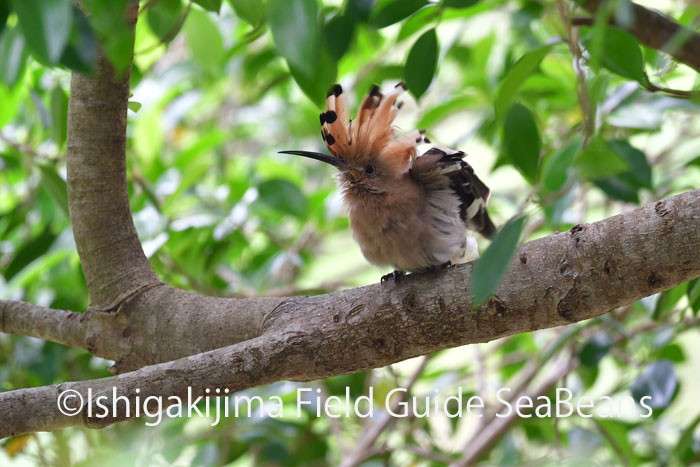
[280,82,428,196]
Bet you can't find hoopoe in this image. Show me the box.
[281,83,496,283]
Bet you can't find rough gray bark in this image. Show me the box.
[2,0,700,439]
[2,187,700,437]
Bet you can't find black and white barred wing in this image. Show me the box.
[410,146,497,239]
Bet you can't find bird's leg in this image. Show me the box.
[381,270,405,284]
[425,261,452,274]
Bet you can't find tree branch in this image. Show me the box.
[66,1,161,311]
[2,187,700,437]
[577,0,700,72]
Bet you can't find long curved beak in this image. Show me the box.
[279,150,346,169]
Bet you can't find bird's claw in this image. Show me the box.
[381,270,405,284]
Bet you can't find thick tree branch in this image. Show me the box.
[578,0,700,72]
[2,187,700,437]
[66,1,161,311]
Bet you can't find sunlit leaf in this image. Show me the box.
[541,138,582,193]
[50,86,68,148]
[495,44,552,118]
[184,8,224,70]
[471,216,526,306]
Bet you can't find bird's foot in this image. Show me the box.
[426,261,452,273]
[381,270,405,284]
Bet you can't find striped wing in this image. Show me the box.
[411,147,496,238]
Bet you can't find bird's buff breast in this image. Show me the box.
[347,204,458,272]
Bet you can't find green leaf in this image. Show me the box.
[257,179,308,218]
[37,164,69,216]
[324,14,355,61]
[289,50,337,107]
[597,28,645,83]
[0,26,28,87]
[347,0,373,22]
[541,138,582,193]
[471,216,526,306]
[656,344,685,363]
[674,412,700,462]
[371,0,429,29]
[593,176,639,204]
[81,0,135,73]
[228,0,266,27]
[4,226,57,280]
[495,44,552,118]
[184,8,224,70]
[653,283,687,320]
[0,2,9,36]
[59,7,99,73]
[128,101,142,112]
[397,4,439,42]
[442,0,480,8]
[193,0,222,13]
[268,0,319,75]
[575,136,628,179]
[595,419,637,465]
[687,278,700,317]
[50,86,69,148]
[608,140,652,188]
[502,102,540,183]
[404,28,438,99]
[579,333,613,368]
[630,360,677,410]
[147,0,185,39]
[11,0,73,63]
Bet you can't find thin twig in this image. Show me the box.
[340,355,432,467]
[557,0,594,146]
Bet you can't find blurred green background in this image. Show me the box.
[2,0,700,464]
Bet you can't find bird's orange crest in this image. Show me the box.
[319,83,428,171]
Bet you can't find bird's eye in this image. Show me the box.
[365,165,375,175]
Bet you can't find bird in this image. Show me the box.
[280,82,496,283]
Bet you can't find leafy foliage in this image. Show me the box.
[2,0,700,465]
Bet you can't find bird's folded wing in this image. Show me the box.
[410,147,497,238]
